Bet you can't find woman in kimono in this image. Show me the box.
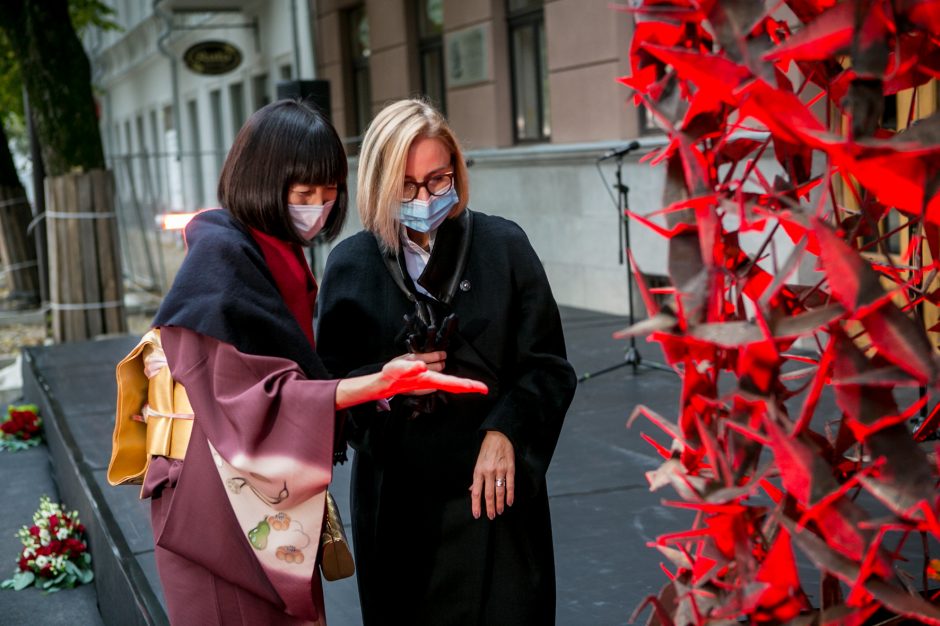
[143,100,486,625]
[316,99,578,625]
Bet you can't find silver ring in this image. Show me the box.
[495,478,506,488]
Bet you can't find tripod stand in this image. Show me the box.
[578,148,673,383]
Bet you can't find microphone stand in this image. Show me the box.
[579,148,673,383]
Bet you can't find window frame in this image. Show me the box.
[507,1,550,144]
[414,0,446,114]
[344,5,372,138]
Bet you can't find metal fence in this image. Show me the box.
[107,148,227,295]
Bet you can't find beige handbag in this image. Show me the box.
[320,491,355,581]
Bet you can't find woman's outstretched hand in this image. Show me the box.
[334,352,487,409]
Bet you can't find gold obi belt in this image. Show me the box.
[108,328,193,491]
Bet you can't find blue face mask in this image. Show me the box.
[399,188,458,233]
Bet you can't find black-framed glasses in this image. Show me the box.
[401,172,454,202]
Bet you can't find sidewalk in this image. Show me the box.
[0,443,103,624]
[13,306,690,625]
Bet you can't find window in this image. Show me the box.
[136,114,152,198]
[416,0,445,114]
[149,109,163,200]
[229,82,246,138]
[209,89,224,177]
[253,74,270,111]
[346,6,372,136]
[507,0,550,142]
[111,123,120,156]
[163,105,185,212]
[163,105,174,133]
[136,115,147,154]
[124,120,133,154]
[186,98,204,206]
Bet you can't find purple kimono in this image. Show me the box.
[144,210,339,625]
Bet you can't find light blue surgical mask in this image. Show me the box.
[399,188,457,233]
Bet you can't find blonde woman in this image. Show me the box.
[317,99,577,625]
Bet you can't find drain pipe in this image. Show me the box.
[154,0,182,168]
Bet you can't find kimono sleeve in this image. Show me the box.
[161,326,339,504]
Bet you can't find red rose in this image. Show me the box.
[29,525,40,537]
[66,539,85,554]
[0,421,15,434]
[36,545,52,557]
[49,515,58,527]
[17,556,28,571]
[77,524,86,534]
[39,565,52,578]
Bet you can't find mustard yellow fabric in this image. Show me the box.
[108,329,194,490]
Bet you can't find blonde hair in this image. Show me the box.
[357,99,470,253]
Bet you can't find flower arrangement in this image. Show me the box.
[0,404,42,451]
[1,496,93,592]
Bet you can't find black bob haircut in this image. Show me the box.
[218,99,348,245]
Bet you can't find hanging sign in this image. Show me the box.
[183,40,242,75]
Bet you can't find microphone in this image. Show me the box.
[597,140,641,162]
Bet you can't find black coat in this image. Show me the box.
[316,210,577,626]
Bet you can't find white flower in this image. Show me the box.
[35,556,47,568]
[55,528,68,540]
[39,529,50,542]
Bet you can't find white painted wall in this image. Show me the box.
[95,1,316,211]
[317,142,669,317]
[318,142,804,318]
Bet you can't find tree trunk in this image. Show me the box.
[0,123,39,305]
[0,0,126,340]
[0,0,103,176]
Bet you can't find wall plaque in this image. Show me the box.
[445,24,490,88]
[183,40,242,76]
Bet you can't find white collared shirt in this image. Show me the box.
[400,229,436,298]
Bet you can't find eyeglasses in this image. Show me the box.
[401,172,454,202]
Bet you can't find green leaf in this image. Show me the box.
[12,571,34,591]
[78,568,93,584]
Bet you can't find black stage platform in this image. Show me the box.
[21,307,692,625]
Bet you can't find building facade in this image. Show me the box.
[91,0,676,315]
[315,0,668,315]
[88,0,318,291]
